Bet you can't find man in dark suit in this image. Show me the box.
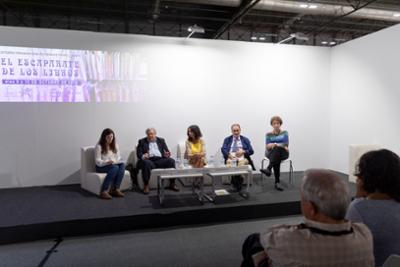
[221,124,255,191]
[136,128,178,194]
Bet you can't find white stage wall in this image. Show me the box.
[329,24,400,174]
[0,26,332,187]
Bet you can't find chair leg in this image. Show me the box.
[261,158,267,180]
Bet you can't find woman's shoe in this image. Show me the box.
[110,189,125,197]
[274,182,284,191]
[260,168,272,177]
[100,191,112,199]
[143,185,150,195]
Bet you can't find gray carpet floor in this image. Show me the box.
[0,172,305,227]
[0,215,303,267]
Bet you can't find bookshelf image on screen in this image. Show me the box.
[0,46,147,102]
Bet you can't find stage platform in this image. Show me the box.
[0,171,351,244]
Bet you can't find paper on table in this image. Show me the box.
[214,189,230,196]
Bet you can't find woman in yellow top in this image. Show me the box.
[185,125,206,168]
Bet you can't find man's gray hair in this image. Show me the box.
[301,169,350,220]
[231,123,241,129]
[145,127,156,134]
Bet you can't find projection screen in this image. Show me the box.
[0,45,147,102]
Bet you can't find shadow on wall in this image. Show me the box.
[27,161,81,187]
[0,172,16,188]
[0,147,19,188]
[58,170,80,185]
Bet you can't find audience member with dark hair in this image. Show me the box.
[241,169,374,267]
[260,116,289,191]
[346,149,400,267]
[185,125,206,168]
[95,128,126,199]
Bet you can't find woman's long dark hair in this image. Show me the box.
[98,128,117,154]
[187,125,202,142]
[355,149,400,202]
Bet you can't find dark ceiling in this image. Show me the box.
[0,0,399,46]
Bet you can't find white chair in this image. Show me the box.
[382,254,400,267]
[80,146,131,196]
[261,157,294,184]
[177,142,186,163]
[348,144,380,183]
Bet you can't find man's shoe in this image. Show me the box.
[169,184,180,192]
[232,176,243,192]
[110,189,125,197]
[260,168,272,177]
[233,184,242,193]
[143,185,150,195]
[100,191,112,200]
[131,183,138,192]
[275,182,284,191]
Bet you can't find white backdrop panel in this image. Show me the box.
[330,24,400,173]
[0,26,331,187]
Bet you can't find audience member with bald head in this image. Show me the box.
[241,169,374,267]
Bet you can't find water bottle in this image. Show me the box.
[183,159,189,168]
[175,158,181,169]
[231,158,237,167]
[208,155,214,167]
[214,155,220,167]
[220,157,225,167]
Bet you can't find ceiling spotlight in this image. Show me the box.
[259,36,266,41]
[294,32,309,41]
[251,36,258,41]
[330,41,336,45]
[278,34,295,44]
[300,4,308,8]
[187,24,205,38]
[309,4,318,9]
[393,13,400,17]
[321,41,328,45]
[278,32,309,44]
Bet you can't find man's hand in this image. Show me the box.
[252,251,268,267]
[267,143,275,150]
[191,153,202,160]
[236,149,245,157]
[164,151,171,158]
[143,153,150,159]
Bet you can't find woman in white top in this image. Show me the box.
[95,128,125,199]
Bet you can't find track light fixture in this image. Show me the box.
[187,24,205,39]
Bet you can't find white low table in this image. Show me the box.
[152,168,204,205]
[153,165,253,205]
[203,165,252,202]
